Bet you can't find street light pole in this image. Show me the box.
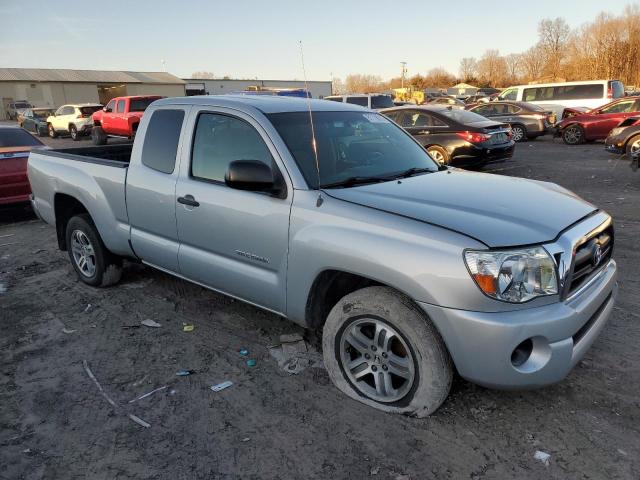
[400,62,407,89]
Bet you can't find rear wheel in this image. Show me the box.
[510,124,527,142]
[69,124,79,141]
[65,214,122,287]
[322,286,453,417]
[426,145,449,165]
[562,124,585,145]
[91,126,107,145]
[48,123,57,138]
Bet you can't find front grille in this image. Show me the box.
[567,225,614,296]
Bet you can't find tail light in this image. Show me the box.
[456,131,490,143]
[607,86,613,99]
[76,114,89,119]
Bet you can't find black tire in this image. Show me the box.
[70,124,79,141]
[36,126,46,137]
[426,145,449,165]
[91,126,107,145]
[625,133,640,157]
[322,286,453,417]
[65,214,122,287]
[48,123,57,138]
[562,124,585,145]
[510,124,527,142]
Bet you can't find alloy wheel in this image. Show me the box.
[70,230,96,277]
[339,318,415,403]
[564,126,582,144]
[512,126,525,142]
[427,148,445,165]
[629,138,640,155]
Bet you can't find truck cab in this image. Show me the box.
[91,96,163,144]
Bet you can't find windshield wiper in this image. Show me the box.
[321,176,390,189]
[388,167,435,180]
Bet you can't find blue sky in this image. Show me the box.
[0,0,633,80]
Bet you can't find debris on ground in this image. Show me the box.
[128,385,168,404]
[0,233,15,238]
[182,324,194,332]
[210,381,233,392]
[370,466,380,475]
[239,348,249,356]
[122,324,141,329]
[246,359,257,368]
[141,319,161,328]
[533,450,551,466]
[83,304,92,313]
[176,370,195,376]
[268,333,324,374]
[61,327,76,334]
[241,437,251,442]
[0,242,16,247]
[82,360,150,428]
[0,283,7,294]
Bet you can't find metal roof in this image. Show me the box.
[0,68,185,84]
[154,94,366,114]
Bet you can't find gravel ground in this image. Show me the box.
[1,135,639,480]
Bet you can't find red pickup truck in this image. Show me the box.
[91,96,163,145]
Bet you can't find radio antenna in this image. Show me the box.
[299,41,321,197]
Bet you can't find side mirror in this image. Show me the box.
[104,107,112,113]
[225,160,283,196]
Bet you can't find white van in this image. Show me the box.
[497,80,625,118]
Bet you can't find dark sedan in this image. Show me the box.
[18,108,55,137]
[604,116,640,155]
[381,106,515,168]
[466,101,555,142]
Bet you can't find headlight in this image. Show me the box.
[464,247,558,303]
[609,127,623,137]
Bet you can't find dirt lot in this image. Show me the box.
[1,134,639,479]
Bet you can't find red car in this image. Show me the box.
[91,95,163,145]
[557,96,640,144]
[0,127,46,205]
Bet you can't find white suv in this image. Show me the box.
[46,104,103,141]
[324,93,395,110]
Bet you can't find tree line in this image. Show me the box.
[333,5,640,94]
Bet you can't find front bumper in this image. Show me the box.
[418,259,617,389]
[604,135,625,154]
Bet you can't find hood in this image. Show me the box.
[325,169,596,247]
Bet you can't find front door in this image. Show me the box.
[101,99,116,132]
[175,108,293,314]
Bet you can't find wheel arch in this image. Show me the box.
[54,193,90,251]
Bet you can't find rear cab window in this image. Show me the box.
[370,95,394,109]
[346,97,368,107]
[141,109,185,174]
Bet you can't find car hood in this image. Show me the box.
[324,169,597,247]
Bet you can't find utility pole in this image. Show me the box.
[400,62,407,89]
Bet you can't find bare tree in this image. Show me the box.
[459,57,477,82]
[191,71,216,79]
[332,77,345,95]
[520,45,546,82]
[424,68,456,88]
[344,74,383,93]
[476,50,508,87]
[505,53,522,85]
[538,18,570,78]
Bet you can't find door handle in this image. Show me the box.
[177,195,200,207]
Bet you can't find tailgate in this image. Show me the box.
[0,150,30,203]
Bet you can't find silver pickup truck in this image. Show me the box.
[28,95,617,416]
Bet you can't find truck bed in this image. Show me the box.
[42,144,133,168]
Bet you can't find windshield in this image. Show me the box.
[268,111,438,188]
[33,109,54,118]
[437,108,490,124]
[0,128,44,147]
[130,98,159,112]
[80,106,102,115]
[371,95,394,109]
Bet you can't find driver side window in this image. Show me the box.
[106,100,116,112]
[601,101,635,114]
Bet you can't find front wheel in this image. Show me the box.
[562,124,585,145]
[91,126,107,145]
[48,124,57,138]
[625,134,640,157]
[322,286,453,417]
[65,214,122,287]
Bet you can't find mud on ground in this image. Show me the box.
[1,137,639,479]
